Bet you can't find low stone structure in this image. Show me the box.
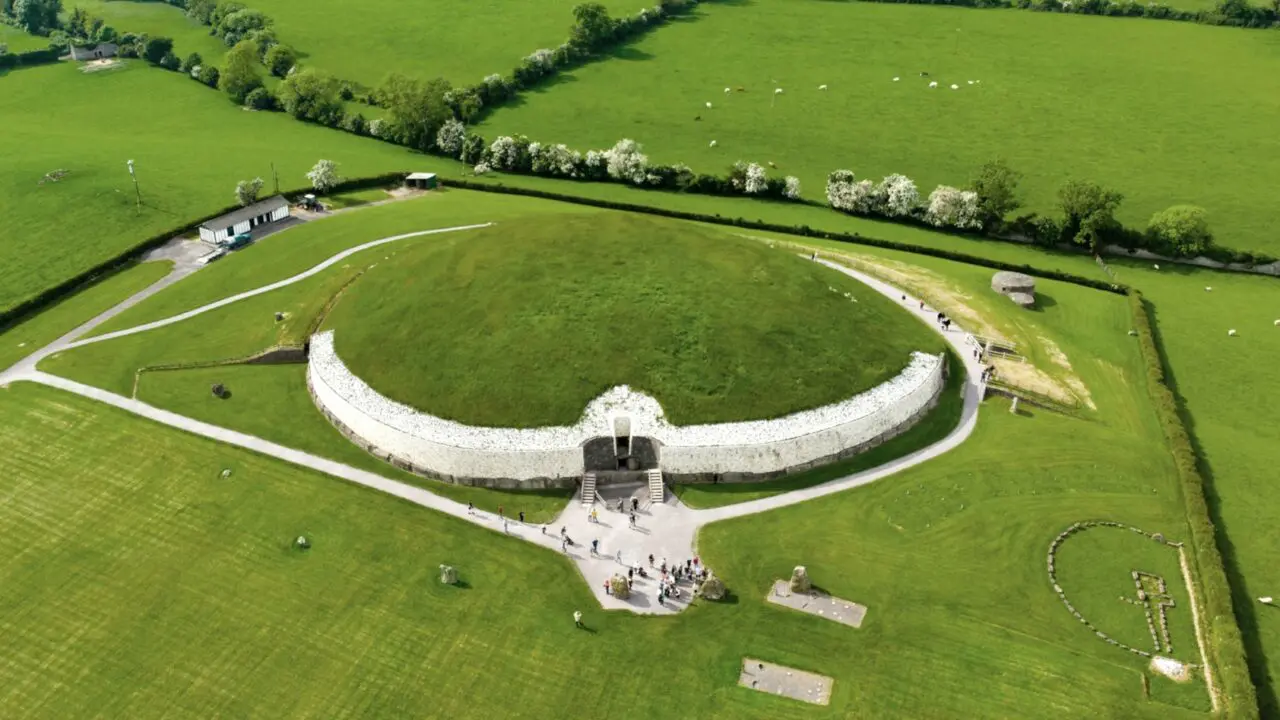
[768,580,867,628]
[992,271,1036,308]
[439,564,457,585]
[307,330,946,488]
[699,574,726,601]
[739,658,833,706]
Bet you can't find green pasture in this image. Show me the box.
[325,212,942,426]
[0,25,51,53]
[0,61,418,315]
[244,0,638,87]
[480,0,1280,255]
[68,0,229,62]
[0,260,171,372]
[0,290,1209,719]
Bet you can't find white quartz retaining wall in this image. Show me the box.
[307,330,945,487]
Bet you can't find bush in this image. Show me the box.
[159,52,181,71]
[180,52,203,74]
[1147,205,1213,258]
[243,86,276,111]
[264,43,296,78]
[142,36,174,65]
[196,64,220,88]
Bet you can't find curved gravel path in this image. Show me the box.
[3,233,985,616]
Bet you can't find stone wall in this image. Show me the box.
[307,330,946,488]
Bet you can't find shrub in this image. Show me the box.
[243,86,275,111]
[783,176,802,200]
[159,52,181,71]
[235,177,264,206]
[435,118,466,158]
[180,52,202,74]
[264,43,296,78]
[1146,205,1213,258]
[1059,179,1123,251]
[603,138,648,184]
[196,64,220,88]
[969,159,1022,230]
[878,174,919,217]
[926,185,981,229]
[142,36,174,65]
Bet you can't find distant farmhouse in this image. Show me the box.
[69,43,117,61]
[199,195,290,244]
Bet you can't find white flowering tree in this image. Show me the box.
[488,136,521,171]
[526,48,554,71]
[604,139,648,184]
[306,159,342,193]
[367,118,386,139]
[878,174,919,217]
[744,163,768,195]
[473,162,491,176]
[234,177,263,206]
[532,143,581,177]
[827,170,880,213]
[783,176,801,200]
[925,185,982,229]
[584,149,607,180]
[435,119,466,158]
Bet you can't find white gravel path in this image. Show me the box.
[3,227,984,617]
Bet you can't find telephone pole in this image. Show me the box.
[127,159,141,214]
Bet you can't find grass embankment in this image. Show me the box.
[0,61,417,315]
[480,0,1280,255]
[325,212,943,426]
[0,25,51,53]
[0,260,171,371]
[0,263,1208,717]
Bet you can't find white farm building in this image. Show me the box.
[198,195,290,244]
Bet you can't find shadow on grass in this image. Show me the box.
[1147,298,1277,716]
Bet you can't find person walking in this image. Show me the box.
[616,549,622,563]
[631,497,639,512]
[466,502,475,516]
[629,512,637,529]
[498,505,504,518]
[518,511,525,523]
[628,567,635,582]
[648,554,655,567]
[560,526,567,537]
[503,519,509,534]
[604,579,612,596]
[574,610,583,628]
[561,538,569,553]
[591,538,599,555]
[591,508,599,523]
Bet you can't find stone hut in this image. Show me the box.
[991,271,1036,308]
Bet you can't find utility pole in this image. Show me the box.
[127,159,141,214]
[271,162,279,195]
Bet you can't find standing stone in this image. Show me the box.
[611,574,631,600]
[439,564,457,585]
[790,566,812,593]
[699,574,726,601]
[1010,397,1020,414]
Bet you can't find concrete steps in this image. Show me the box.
[581,473,597,507]
[647,469,664,503]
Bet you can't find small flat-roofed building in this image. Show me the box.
[406,172,438,190]
[198,195,290,245]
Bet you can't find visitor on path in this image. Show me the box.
[605,579,612,596]
[591,508,599,523]
[467,502,475,516]
[694,555,700,567]
[561,539,569,553]
[503,519,509,534]
[541,525,546,535]
[592,539,599,555]
[628,567,635,581]
[574,610,583,628]
[648,554,655,566]
[518,511,525,523]
[498,506,504,518]
[631,497,639,512]
[616,549,622,563]
[919,300,925,310]
[629,512,637,528]
[560,526,567,537]
[657,590,664,607]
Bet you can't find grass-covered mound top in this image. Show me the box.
[324,212,942,427]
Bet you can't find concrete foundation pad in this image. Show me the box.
[739,658,833,705]
[767,579,867,628]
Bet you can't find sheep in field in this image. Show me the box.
[818,84,828,90]
[928,81,938,88]
[709,140,717,147]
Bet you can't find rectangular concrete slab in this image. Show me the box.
[767,579,867,628]
[739,657,833,706]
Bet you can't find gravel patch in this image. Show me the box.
[767,580,867,628]
[739,658,833,705]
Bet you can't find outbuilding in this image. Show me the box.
[198,195,290,245]
[69,43,118,61]
[406,172,438,190]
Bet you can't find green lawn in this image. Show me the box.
[479,0,1280,255]
[0,260,171,372]
[325,212,943,426]
[244,0,639,87]
[0,25,52,53]
[0,304,1210,718]
[1109,259,1280,716]
[0,61,418,315]
[68,0,229,63]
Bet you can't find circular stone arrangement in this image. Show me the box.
[320,212,944,429]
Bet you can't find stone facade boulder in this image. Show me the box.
[439,564,457,585]
[699,574,726,601]
[790,566,811,593]
[991,271,1036,309]
[611,574,631,600]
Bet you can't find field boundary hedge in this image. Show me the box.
[1129,291,1259,719]
[0,46,64,70]
[856,0,1279,30]
[0,172,407,336]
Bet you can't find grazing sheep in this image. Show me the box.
[1205,286,1213,291]
[705,102,712,108]
[775,88,784,94]
[709,140,717,147]
[724,87,731,94]
[1274,319,1279,326]
[768,161,776,168]
[928,81,938,88]
[950,84,959,90]
[818,84,828,90]
[893,76,900,81]
[1153,264,1160,270]
[1228,329,1237,336]
[920,71,930,77]
[694,115,701,121]
[967,80,974,85]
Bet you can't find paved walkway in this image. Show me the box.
[2,235,985,617]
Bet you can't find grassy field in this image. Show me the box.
[0,260,171,372]
[479,0,1280,255]
[244,0,637,87]
[325,212,943,426]
[0,60,418,315]
[1108,259,1280,715]
[1,300,1211,720]
[68,0,229,62]
[0,25,51,53]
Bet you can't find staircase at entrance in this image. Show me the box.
[647,469,664,503]
[580,472,597,507]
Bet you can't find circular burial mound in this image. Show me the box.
[323,212,943,428]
